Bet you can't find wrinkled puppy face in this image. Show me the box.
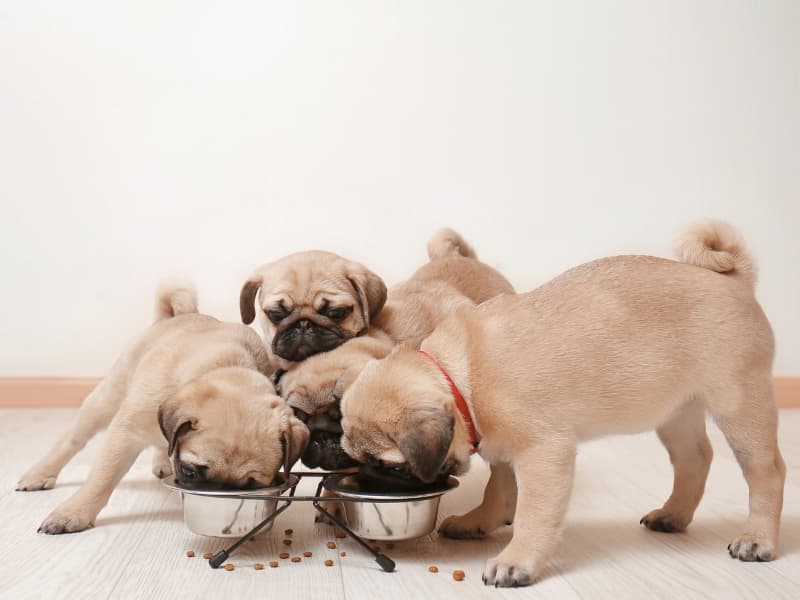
[158,380,310,490]
[239,251,387,362]
[340,349,471,486]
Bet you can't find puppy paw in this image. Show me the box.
[16,472,57,491]
[640,508,689,533]
[439,514,488,539]
[482,555,535,587]
[728,534,776,562]
[314,500,345,525]
[38,510,95,534]
[151,461,172,479]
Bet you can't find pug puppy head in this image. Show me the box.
[239,251,387,364]
[158,372,309,489]
[277,335,395,470]
[340,347,472,485]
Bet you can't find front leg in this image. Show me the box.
[439,461,517,539]
[38,421,146,534]
[483,442,576,587]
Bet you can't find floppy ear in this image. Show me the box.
[282,414,310,476]
[396,408,454,483]
[239,274,264,325]
[346,267,387,328]
[158,398,197,457]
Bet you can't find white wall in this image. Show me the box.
[1,1,798,377]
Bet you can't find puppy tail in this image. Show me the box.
[427,228,477,260]
[674,220,757,290]
[155,280,199,320]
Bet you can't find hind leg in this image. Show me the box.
[708,379,785,561]
[641,398,713,533]
[17,377,123,491]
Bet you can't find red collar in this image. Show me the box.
[419,350,480,454]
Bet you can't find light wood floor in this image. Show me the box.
[1,409,798,599]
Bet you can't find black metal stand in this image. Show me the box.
[207,472,396,572]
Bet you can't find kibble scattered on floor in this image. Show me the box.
[186,550,195,558]
[452,570,465,581]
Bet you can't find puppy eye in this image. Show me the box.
[180,464,199,479]
[266,309,288,324]
[326,307,353,322]
[389,464,407,473]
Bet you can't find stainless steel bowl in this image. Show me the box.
[163,474,297,538]
[322,474,459,541]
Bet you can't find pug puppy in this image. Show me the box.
[279,228,515,470]
[239,251,387,369]
[17,282,309,534]
[340,220,785,587]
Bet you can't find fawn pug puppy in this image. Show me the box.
[341,221,785,587]
[17,283,309,534]
[278,229,515,470]
[239,251,387,369]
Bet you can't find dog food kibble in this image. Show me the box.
[269,561,279,568]
[340,551,346,557]
[324,559,334,567]
[290,556,301,563]
[283,539,292,546]
[279,552,290,559]
[203,552,213,560]
[254,563,264,570]
[428,566,439,573]
[334,530,346,539]
[303,551,312,558]
[284,528,293,535]
[327,541,337,549]
[186,550,195,557]
[224,563,235,571]
[453,570,465,581]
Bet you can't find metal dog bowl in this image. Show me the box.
[322,474,459,541]
[163,474,298,538]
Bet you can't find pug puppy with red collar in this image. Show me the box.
[340,221,785,587]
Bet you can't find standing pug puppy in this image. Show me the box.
[341,221,785,587]
[278,229,515,470]
[239,251,387,370]
[17,283,309,534]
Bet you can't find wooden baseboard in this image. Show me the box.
[0,378,102,408]
[776,377,800,409]
[0,376,798,409]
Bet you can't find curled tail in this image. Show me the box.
[427,228,477,260]
[155,280,199,320]
[674,220,756,290]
